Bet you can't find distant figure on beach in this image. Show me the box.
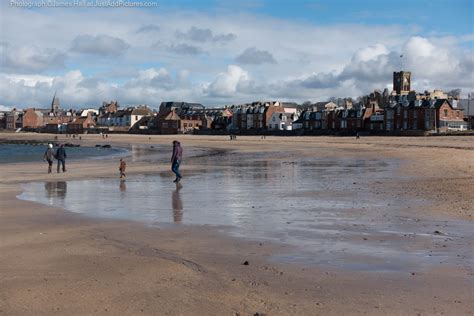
[43,143,54,174]
[356,132,360,139]
[55,144,67,173]
[119,158,126,179]
[171,140,183,183]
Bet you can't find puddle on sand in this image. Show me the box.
[19,157,474,272]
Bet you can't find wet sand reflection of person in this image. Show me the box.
[172,183,183,223]
[44,181,67,200]
[119,179,126,194]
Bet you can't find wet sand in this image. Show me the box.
[0,133,473,315]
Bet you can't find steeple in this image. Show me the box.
[51,92,60,114]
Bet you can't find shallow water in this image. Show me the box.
[18,155,473,272]
[0,143,126,163]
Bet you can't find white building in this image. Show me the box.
[268,108,299,130]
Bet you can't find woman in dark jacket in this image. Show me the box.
[171,140,183,183]
[43,143,54,174]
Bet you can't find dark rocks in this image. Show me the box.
[64,143,80,147]
[243,260,249,266]
[102,144,111,148]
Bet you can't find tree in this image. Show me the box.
[447,89,462,99]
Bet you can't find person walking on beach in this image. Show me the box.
[171,140,183,183]
[56,144,67,173]
[119,158,126,179]
[43,143,54,174]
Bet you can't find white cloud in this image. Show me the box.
[71,34,130,56]
[236,47,276,65]
[136,24,160,33]
[176,26,236,43]
[204,65,250,98]
[0,42,66,73]
[0,1,472,107]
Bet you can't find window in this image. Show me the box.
[403,110,408,119]
[444,109,448,117]
[183,123,187,127]
[413,111,418,119]
[135,116,138,120]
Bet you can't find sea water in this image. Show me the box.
[0,143,126,163]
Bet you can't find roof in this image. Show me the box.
[433,99,452,109]
[281,102,299,108]
[70,117,94,125]
[160,101,204,110]
[131,107,153,116]
[158,110,181,120]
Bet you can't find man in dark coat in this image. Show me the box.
[56,144,67,173]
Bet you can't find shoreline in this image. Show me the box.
[1,133,473,315]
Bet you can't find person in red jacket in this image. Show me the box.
[171,140,183,183]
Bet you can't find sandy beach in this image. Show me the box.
[0,133,473,315]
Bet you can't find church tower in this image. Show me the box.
[393,71,411,95]
[51,93,60,114]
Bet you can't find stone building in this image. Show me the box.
[393,71,411,95]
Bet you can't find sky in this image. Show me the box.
[0,0,472,110]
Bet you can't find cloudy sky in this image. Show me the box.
[0,0,472,110]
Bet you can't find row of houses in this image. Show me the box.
[1,70,473,134]
[1,97,471,135]
[295,98,468,133]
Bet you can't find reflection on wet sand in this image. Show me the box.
[172,183,183,223]
[19,156,471,271]
[44,181,67,199]
[120,180,126,193]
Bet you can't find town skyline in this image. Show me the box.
[0,0,473,110]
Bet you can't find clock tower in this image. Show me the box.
[393,71,411,95]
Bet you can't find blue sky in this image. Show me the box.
[0,0,472,108]
[158,0,473,34]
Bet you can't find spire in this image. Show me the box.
[51,92,60,114]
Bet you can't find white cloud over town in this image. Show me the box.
[0,2,472,108]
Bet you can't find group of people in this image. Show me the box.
[43,140,184,184]
[117,140,182,182]
[43,143,67,174]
